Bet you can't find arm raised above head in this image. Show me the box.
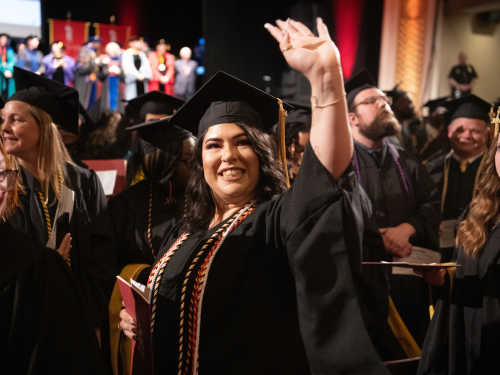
[265,18,351,180]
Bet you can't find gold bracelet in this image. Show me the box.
[311,93,346,108]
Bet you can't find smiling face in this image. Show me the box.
[448,117,489,159]
[1,101,41,162]
[202,123,259,206]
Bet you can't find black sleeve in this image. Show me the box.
[0,224,107,375]
[86,170,118,327]
[405,159,442,250]
[267,142,389,374]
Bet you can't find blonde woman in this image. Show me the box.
[1,67,116,343]
[0,138,107,374]
[417,133,500,374]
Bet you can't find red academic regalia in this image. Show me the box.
[148,51,175,95]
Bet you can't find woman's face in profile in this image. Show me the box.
[0,152,8,215]
[202,123,259,205]
[1,101,41,160]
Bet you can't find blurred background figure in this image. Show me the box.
[99,42,123,112]
[122,36,152,100]
[174,47,197,100]
[0,33,16,99]
[148,39,175,95]
[43,41,75,86]
[75,36,103,109]
[16,35,45,76]
[448,52,477,99]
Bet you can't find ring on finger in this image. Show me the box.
[281,44,293,53]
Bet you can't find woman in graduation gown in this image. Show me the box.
[119,18,388,374]
[0,139,107,374]
[0,67,116,341]
[417,133,500,374]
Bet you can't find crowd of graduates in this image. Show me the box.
[1,16,499,375]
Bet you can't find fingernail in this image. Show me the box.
[129,319,135,325]
[282,29,286,35]
[317,17,323,22]
[290,19,296,23]
[264,23,272,29]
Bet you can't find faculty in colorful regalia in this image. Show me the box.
[148,39,175,95]
[0,33,16,99]
[119,18,390,374]
[1,68,116,344]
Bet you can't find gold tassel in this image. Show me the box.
[277,99,290,188]
[492,106,500,138]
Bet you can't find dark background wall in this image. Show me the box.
[38,0,383,95]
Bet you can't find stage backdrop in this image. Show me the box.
[94,23,132,49]
[48,19,90,59]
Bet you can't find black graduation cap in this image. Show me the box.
[125,91,185,118]
[126,117,191,154]
[168,71,293,136]
[284,100,311,126]
[423,96,450,110]
[441,94,491,124]
[344,68,377,110]
[7,67,79,134]
[0,95,4,110]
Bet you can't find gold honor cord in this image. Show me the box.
[441,152,487,214]
[277,99,290,188]
[38,172,71,268]
[492,106,500,138]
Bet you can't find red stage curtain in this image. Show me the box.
[333,0,364,79]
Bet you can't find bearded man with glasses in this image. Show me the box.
[345,69,441,356]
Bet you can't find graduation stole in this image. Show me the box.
[441,151,486,213]
[37,171,75,267]
[147,200,256,374]
[353,140,411,208]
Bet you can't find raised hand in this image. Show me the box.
[265,18,341,81]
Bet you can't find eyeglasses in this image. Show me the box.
[0,170,18,193]
[352,95,393,110]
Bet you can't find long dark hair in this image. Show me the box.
[183,122,288,233]
[143,140,184,183]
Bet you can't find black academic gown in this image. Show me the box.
[7,163,116,328]
[152,142,389,375]
[107,179,185,284]
[352,140,441,348]
[0,222,107,375]
[418,210,500,375]
[357,188,409,361]
[426,154,483,262]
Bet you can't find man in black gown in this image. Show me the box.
[346,69,441,350]
[426,95,491,262]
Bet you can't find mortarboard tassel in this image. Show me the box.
[277,99,290,188]
[493,106,500,138]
